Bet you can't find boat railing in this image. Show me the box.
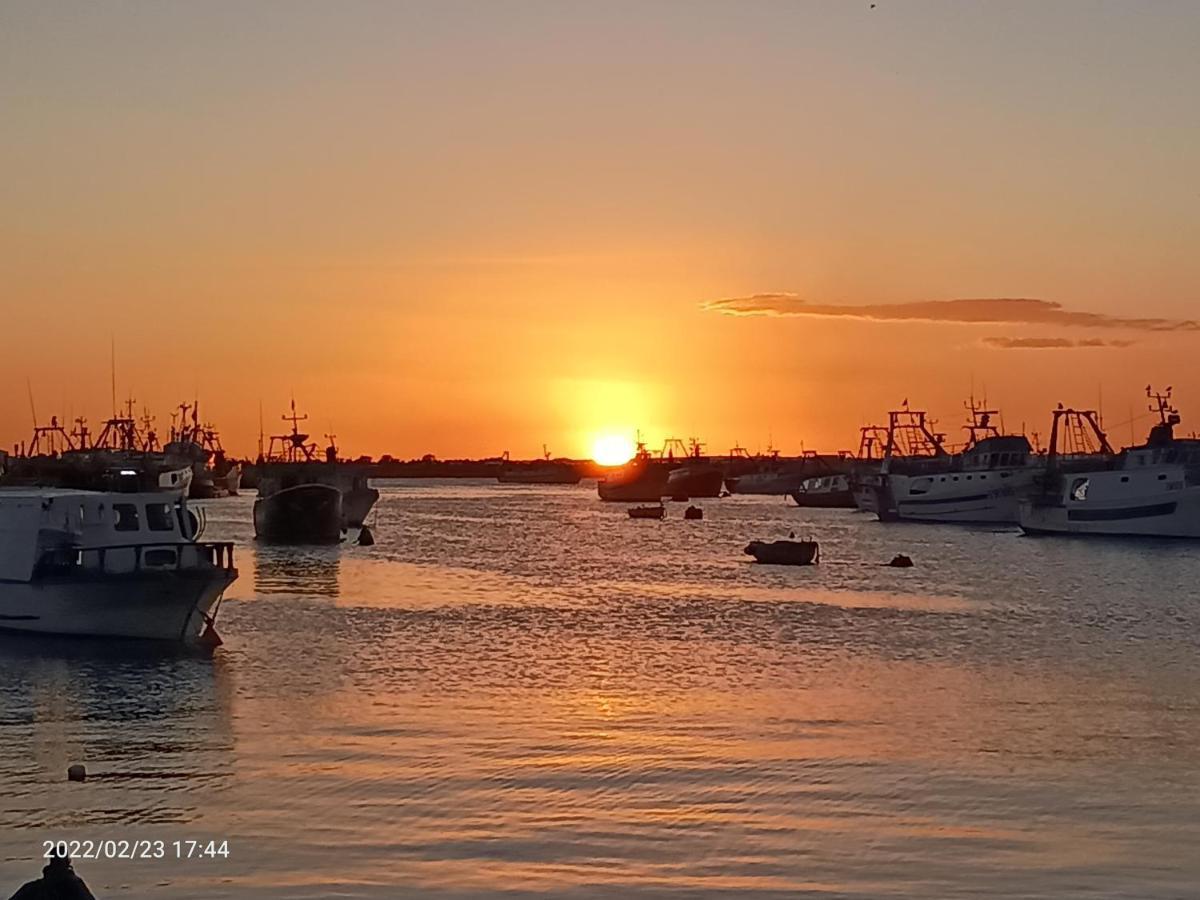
[37,541,236,577]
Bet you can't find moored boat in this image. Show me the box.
[252,402,364,543]
[790,473,856,508]
[1020,389,1200,538]
[0,487,236,643]
[253,479,344,544]
[744,539,820,566]
[598,440,670,501]
[881,401,1038,524]
[628,504,665,519]
[854,406,949,520]
[497,447,581,485]
[662,438,723,499]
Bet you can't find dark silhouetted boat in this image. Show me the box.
[662,438,723,499]
[598,439,671,501]
[744,539,820,566]
[628,504,665,519]
[497,446,581,484]
[790,474,856,508]
[252,402,347,544]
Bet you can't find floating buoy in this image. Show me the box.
[357,525,375,546]
[888,554,914,568]
[67,764,86,783]
[684,506,703,520]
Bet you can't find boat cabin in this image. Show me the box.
[0,489,225,583]
[961,435,1033,471]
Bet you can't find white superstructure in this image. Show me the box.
[1020,392,1200,538]
[0,488,236,642]
[885,435,1038,524]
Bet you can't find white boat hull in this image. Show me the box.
[887,468,1037,524]
[0,569,234,642]
[1020,476,1200,538]
[158,466,193,497]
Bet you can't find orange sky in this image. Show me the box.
[3,2,1199,459]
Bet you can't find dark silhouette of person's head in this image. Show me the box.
[7,848,96,900]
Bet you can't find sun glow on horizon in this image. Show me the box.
[592,433,636,466]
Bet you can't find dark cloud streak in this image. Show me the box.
[704,295,1199,332]
[982,336,1136,350]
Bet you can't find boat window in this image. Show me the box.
[1120,476,1129,482]
[1158,473,1167,480]
[144,548,177,567]
[980,475,987,480]
[1001,473,1010,479]
[145,503,174,532]
[113,503,140,531]
[1070,478,1089,502]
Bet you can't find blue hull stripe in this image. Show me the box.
[1068,502,1178,522]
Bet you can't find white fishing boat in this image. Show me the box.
[0,488,236,642]
[790,473,856,508]
[852,406,949,520]
[158,465,193,495]
[849,424,890,513]
[1020,388,1200,538]
[882,401,1039,524]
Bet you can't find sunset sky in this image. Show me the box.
[3,1,1199,459]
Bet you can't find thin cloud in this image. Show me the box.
[982,337,1137,350]
[704,295,1200,332]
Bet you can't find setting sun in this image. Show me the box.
[592,434,636,466]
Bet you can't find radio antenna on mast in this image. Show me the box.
[26,378,38,428]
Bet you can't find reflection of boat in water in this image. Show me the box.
[0,487,236,643]
[254,544,342,598]
[598,439,670,502]
[497,447,581,485]
[1020,389,1200,537]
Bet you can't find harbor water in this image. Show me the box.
[2,480,1199,898]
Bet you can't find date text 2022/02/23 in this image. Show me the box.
[42,840,230,861]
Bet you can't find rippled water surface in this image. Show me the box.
[3,480,1200,897]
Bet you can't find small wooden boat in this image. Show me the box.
[744,539,819,566]
[628,505,665,519]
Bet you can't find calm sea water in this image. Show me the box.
[2,480,1199,898]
